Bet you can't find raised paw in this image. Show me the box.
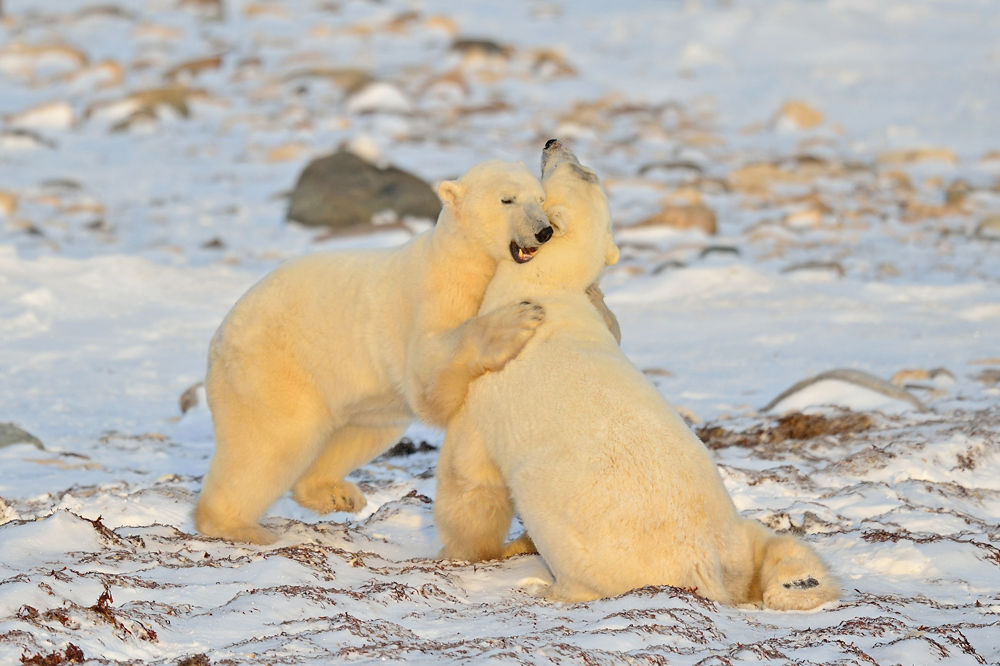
[292,479,368,515]
[477,300,545,372]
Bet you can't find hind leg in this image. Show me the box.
[744,520,840,610]
[435,409,516,562]
[292,424,406,515]
[195,390,333,545]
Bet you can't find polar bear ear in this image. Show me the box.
[605,234,620,266]
[546,204,569,237]
[438,180,465,207]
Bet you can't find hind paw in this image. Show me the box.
[763,574,839,611]
[293,480,367,515]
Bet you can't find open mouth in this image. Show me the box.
[510,240,538,264]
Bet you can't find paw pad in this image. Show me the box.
[783,577,820,590]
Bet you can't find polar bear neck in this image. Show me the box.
[481,232,605,310]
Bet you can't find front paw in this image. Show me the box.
[478,300,545,372]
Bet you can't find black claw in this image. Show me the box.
[783,577,820,590]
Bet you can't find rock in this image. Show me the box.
[890,368,930,386]
[776,101,824,130]
[945,179,972,208]
[876,148,957,165]
[635,203,716,234]
[451,38,514,61]
[265,142,308,163]
[781,261,844,277]
[0,191,16,216]
[165,55,223,82]
[974,369,1000,386]
[179,382,205,413]
[728,163,809,196]
[0,43,87,78]
[975,215,1000,240]
[283,68,371,95]
[763,369,927,414]
[287,151,441,229]
[6,101,75,130]
[0,423,43,450]
[346,82,413,114]
[783,207,823,229]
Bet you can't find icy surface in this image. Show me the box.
[1,0,999,664]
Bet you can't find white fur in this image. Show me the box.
[434,145,840,610]
[195,159,553,545]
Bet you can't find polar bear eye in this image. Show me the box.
[501,197,515,205]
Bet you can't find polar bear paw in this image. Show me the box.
[477,300,545,372]
[293,479,368,515]
[762,572,839,611]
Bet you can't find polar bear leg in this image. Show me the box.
[292,424,406,514]
[411,300,545,426]
[195,399,332,545]
[435,411,515,562]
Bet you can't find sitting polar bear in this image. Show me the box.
[196,159,564,545]
[434,141,840,610]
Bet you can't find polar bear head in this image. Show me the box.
[532,140,620,289]
[437,160,553,265]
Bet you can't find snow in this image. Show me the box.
[1,0,999,664]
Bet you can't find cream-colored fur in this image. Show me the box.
[195,159,555,545]
[434,142,839,610]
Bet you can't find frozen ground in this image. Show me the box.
[1,0,999,664]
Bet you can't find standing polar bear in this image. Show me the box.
[434,141,840,610]
[196,159,560,545]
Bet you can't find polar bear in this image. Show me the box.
[434,141,839,610]
[195,159,562,545]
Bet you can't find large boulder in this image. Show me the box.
[0,422,43,450]
[286,151,441,228]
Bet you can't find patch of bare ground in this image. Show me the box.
[697,410,873,452]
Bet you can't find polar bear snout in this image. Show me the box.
[508,202,553,264]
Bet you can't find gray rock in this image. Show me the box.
[286,151,441,229]
[763,369,927,413]
[0,422,43,450]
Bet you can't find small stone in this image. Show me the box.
[974,369,1000,386]
[165,55,223,82]
[179,382,204,413]
[876,262,901,278]
[346,82,413,115]
[776,100,824,130]
[729,163,809,196]
[425,15,459,35]
[636,203,716,234]
[890,369,930,387]
[283,68,371,95]
[451,38,513,61]
[783,207,823,229]
[6,101,75,131]
[877,148,957,165]
[975,215,1000,240]
[265,143,309,163]
[945,179,973,208]
[287,151,440,229]
[0,191,16,217]
[0,423,44,450]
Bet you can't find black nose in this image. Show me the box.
[535,226,553,244]
[544,139,558,150]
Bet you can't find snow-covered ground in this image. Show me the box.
[1,0,999,663]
